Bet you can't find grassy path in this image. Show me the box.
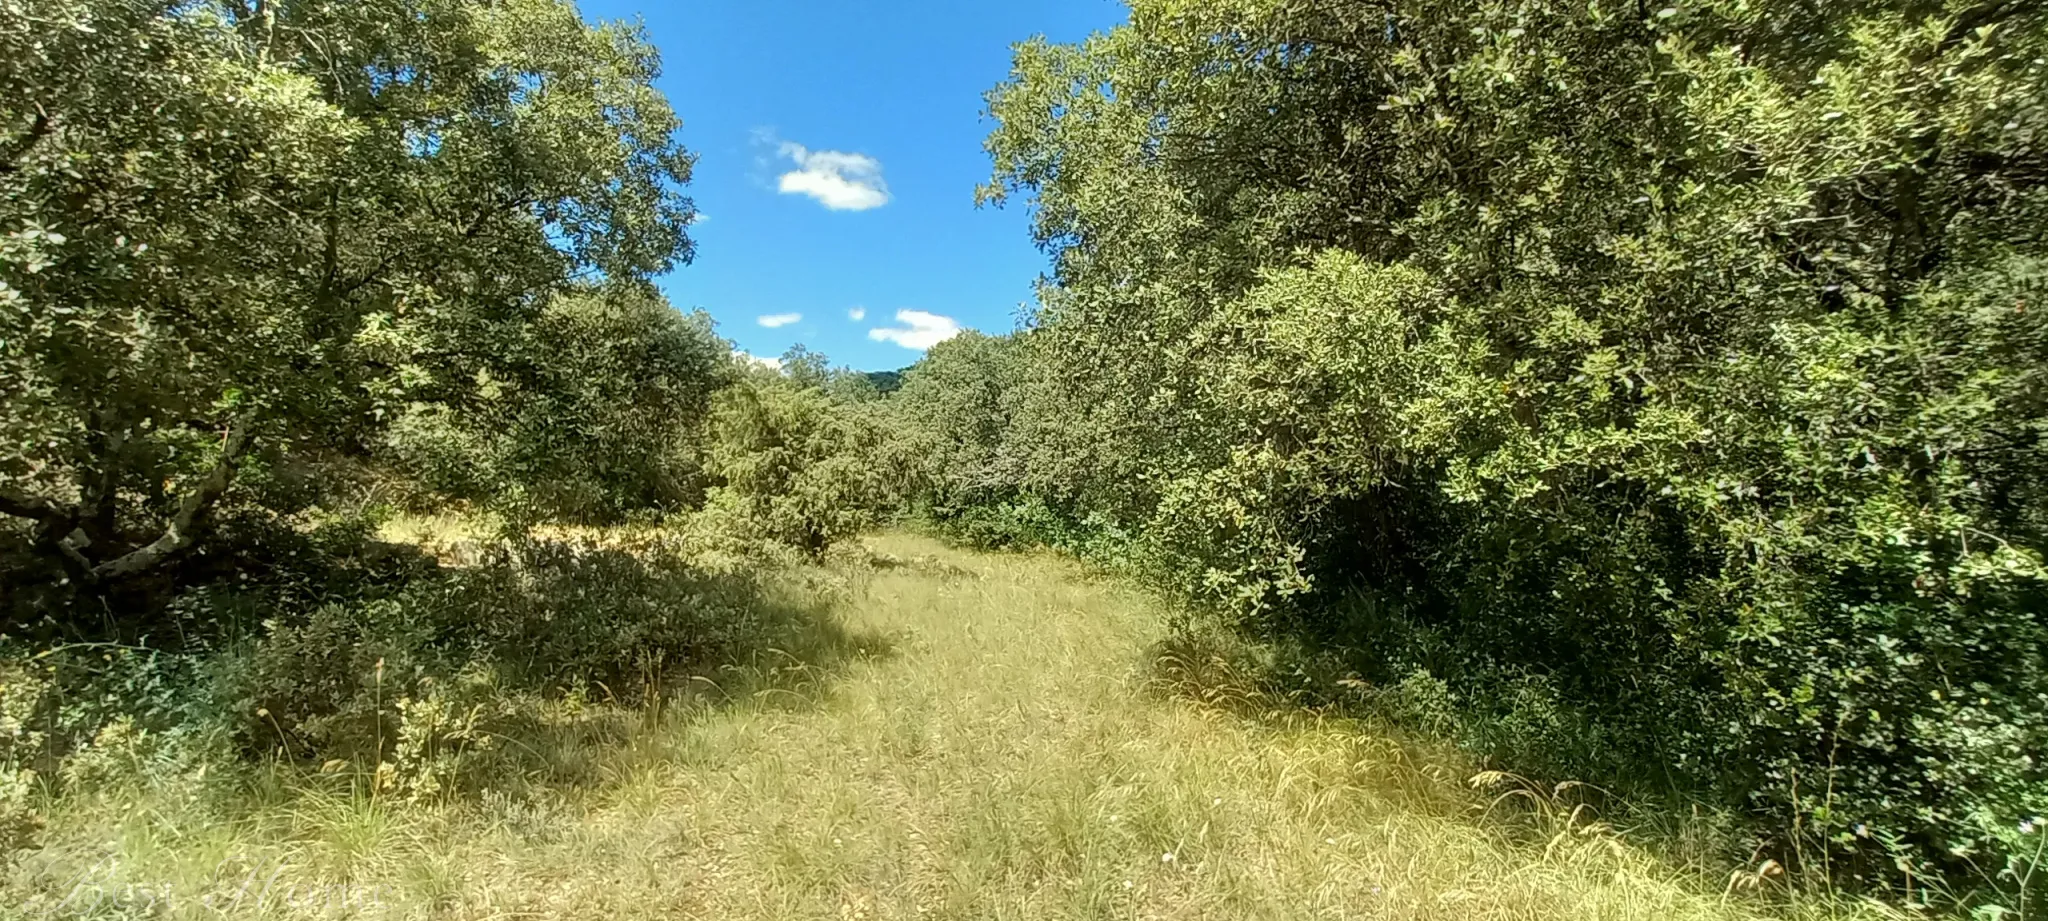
[415,533,1810,920]
[13,534,1872,920]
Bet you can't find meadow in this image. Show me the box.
[4,529,1904,921]
[6,0,2044,914]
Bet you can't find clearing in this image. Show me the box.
[14,533,1874,920]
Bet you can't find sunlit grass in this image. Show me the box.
[4,532,1904,920]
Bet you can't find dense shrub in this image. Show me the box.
[886,332,1032,509]
[0,525,834,818]
[240,535,789,761]
[380,286,731,520]
[887,332,1148,568]
[879,0,2048,905]
[702,369,900,557]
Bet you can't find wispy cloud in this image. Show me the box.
[734,350,783,370]
[848,307,867,322]
[869,309,963,350]
[777,142,890,211]
[757,312,802,329]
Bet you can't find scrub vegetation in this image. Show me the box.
[3,0,2045,917]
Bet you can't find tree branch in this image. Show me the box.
[1939,0,2024,55]
[1,486,95,582]
[0,488,70,527]
[0,108,52,175]
[90,418,255,581]
[51,530,95,581]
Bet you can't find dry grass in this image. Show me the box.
[4,532,1903,920]
[373,510,497,567]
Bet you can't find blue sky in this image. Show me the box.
[575,0,1129,372]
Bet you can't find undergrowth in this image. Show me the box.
[0,530,1927,919]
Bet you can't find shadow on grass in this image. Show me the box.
[1140,623,1778,901]
[227,534,899,800]
[859,549,979,582]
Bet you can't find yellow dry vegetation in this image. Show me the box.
[7,533,1899,921]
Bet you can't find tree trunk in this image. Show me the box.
[1,417,255,584]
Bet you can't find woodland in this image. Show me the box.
[3,0,2045,916]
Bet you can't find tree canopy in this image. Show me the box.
[6,0,2047,908]
[1,0,698,583]
[879,0,2048,899]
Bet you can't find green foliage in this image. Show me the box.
[888,331,1033,510]
[702,370,899,557]
[380,285,731,520]
[239,534,796,766]
[925,496,1145,574]
[0,0,695,588]
[1148,254,1464,614]
[898,0,2048,905]
[861,369,906,396]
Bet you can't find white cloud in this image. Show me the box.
[734,350,783,370]
[848,307,867,321]
[757,312,802,329]
[776,142,890,211]
[869,309,963,350]
[687,212,709,226]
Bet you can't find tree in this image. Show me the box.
[888,331,1031,511]
[0,0,695,585]
[380,285,730,519]
[702,375,894,557]
[973,0,2048,897]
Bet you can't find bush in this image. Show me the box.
[922,497,1144,571]
[380,286,730,522]
[701,373,897,557]
[929,0,2048,905]
[2,504,847,819]
[239,534,786,765]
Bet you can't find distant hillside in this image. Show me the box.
[865,369,905,395]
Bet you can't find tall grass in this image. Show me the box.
[3,532,1905,920]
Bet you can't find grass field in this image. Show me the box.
[5,533,1898,920]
